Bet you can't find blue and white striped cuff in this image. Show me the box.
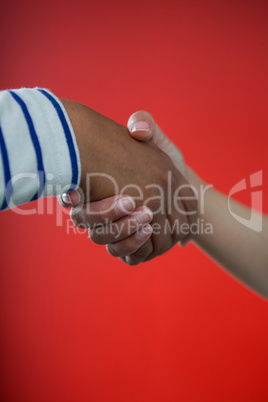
[0,87,81,210]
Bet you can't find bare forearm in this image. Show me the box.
[186,167,268,298]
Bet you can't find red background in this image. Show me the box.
[1,0,268,401]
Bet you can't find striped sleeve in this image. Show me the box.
[0,88,81,210]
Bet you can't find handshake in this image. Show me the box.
[58,99,198,265]
[1,88,266,294]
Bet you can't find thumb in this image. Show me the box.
[127,111,185,173]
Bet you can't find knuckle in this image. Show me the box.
[70,206,88,229]
[132,240,153,259]
[127,243,142,255]
[127,256,141,266]
[90,224,111,245]
[107,237,138,258]
[119,243,137,257]
[106,244,119,257]
[88,229,100,244]
[70,207,81,227]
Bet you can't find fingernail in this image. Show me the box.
[115,197,135,215]
[136,224,153,239]
[61,193,71,205]
[134,207,153,225]
[129,121,152,133]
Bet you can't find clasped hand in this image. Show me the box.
[58,101,197,265]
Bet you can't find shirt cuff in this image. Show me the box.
[0,87,81,210]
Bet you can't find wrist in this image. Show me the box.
[181,165,207,243]
[59,98,96,191]
[184,165,204,219]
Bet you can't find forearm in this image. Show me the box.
[186,166,268,298]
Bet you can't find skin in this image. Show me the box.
[62,110,268,299]
[59,100,197,263]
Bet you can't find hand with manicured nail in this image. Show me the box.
[57,100,198,264]
[58,110,268,302]
[128,111,185,174]
[59,110,197,265]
